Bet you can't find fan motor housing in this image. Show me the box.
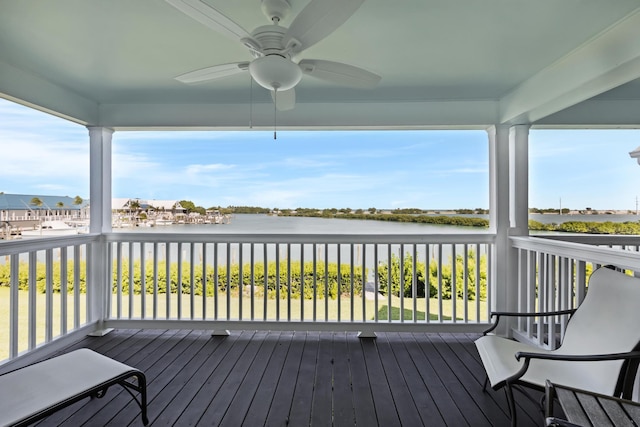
[252,25,288,55]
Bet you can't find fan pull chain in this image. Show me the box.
[249,74,253,129]
[273,89,277,140]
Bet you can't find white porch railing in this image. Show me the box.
[5,232,639,366]
[104,233,495,334]
[0,234,99,365]
[510,235,640,350]
[0,232,495,365]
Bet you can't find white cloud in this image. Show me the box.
[185,163,236,174]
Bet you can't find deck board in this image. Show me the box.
[24,329,547,426]
[241,331,293,426]
[385,333,446,426]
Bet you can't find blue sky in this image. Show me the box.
[1,98,639,210]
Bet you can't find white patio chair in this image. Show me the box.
[475,266,640,426]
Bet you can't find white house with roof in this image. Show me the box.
[0,193,89,221]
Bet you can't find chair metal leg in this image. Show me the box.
[505,383,518,427]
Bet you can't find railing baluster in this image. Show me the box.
[85,243,91,325]
[463,244,468,323]
[374,244,379,322]
[74,245,81,328]
[190,242,195,320]
[60,246,68,335]
[263,244,268,321]
[177,242,183,320]
[437,244,443,322]
[300,243,304,321]
[153,242,158,320]
[214,242,219,320]
[141,242,146,319]
[166,242,171,319]
[537,253,546,346]
[324,244,329,321]
[313,243,317,322]
[250,243,255,321]
[286,244,291,321]
[425,244,430,324]
[28,251,37,350]
[412,244,417,323]
[239,243,243,321]
[116,242,122,319]
[475,243,481,323]
[226,242,231,320]
[45,248,53,342]
[350,243,354,322]
[337,244,342,322]
[576,260,587,305]
[387,243,392,323]
[9,254,19,359]
[362,243,367,323]
[202,243,207,320]
[400,244,405,322]
[128,242,134,319]
[452,244,457,323]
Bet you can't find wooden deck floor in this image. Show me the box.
[31,329,548,426]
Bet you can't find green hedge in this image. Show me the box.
[376,252,487,300]
[114,260,363,299]
[1,256,487,301]
[0,260,86,294]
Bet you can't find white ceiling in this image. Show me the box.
[1,0,640,130]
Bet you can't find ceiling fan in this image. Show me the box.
[166,0,381,111]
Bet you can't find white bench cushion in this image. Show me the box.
[0,348,139,426]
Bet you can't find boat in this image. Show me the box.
[20,220,86,237]
[154,218,174,226]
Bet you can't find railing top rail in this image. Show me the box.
[511,236,640,270]
[104,232,496,245]
[0,233,100,256]
[535,234,640,245]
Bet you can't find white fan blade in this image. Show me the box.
[298,59,380,88]
[175,62,249,84]
[270,88,296,111]
[283,0,365,53]
[166,0,252,42]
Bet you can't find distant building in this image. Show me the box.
[112,198,186,214]
[0,193,89,221]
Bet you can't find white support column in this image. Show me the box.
[509,125,530,235]
[87,127,114,336]
[88,127,113,234]
[488,125,531,336]
[488,125,513,334]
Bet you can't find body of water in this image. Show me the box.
[117,214,484,235]
[115,213,640,235]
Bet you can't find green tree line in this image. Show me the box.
[529,220,640,234]
[280,211,490,228]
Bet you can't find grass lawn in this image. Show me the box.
[1,287,487,361]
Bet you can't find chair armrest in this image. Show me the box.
[515,350,640,363]
[482,308,577,335]
[505,350,640,394]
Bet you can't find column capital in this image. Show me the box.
[87,126,114,137]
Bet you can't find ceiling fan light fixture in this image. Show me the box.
[249,55,302,91]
